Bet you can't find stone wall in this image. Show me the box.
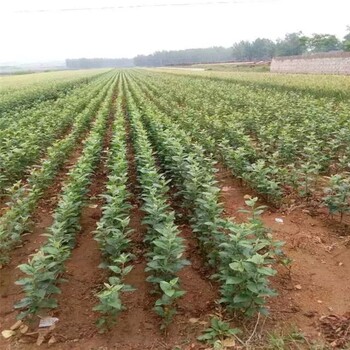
[270,52,350,75]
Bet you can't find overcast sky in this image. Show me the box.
[1,0,349,64]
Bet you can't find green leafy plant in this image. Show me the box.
[216,199,282,316]
[94,283,125,330]
[217,230,279,315]
[296,160,321,199]
[14,253,66,320]
[323,174,350,221]
[243,160,282,204]
[94,254,135,330]
[197,317,241,345]
[154,278,185,330]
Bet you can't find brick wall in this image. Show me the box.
[270,52,350,75]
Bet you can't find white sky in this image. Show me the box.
[0,0,349,64]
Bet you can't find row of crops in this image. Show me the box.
[0,69,109,113]
[0,71,116,192]
[0,70,116,264]
[158,68,350,99]
[130,70,350,219]
[125,78,283,319]
[0,68,348,342]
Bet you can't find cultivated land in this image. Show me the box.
[0,69,349,350]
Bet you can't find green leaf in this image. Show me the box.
[257,267,276,276]
[18,264,34,275]
[14,297,32,309]
[160,281,175,297]
[226,276,244,285]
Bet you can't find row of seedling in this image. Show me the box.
[127,77,283,317]
[125,85,189,330]
[93,84,135,330]
[14,75,117,321]
[131,71,350,211]
[0,71,116,193]
[0,75,117,265]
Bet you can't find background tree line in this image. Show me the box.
[133,47,233,66]
[66,28,350,69]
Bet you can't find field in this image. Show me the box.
[168,62,270,73]
[0,69,350,350]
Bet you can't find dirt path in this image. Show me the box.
[215,162,350,343]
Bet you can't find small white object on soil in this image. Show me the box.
[10,320,23,330]
[39,317,59,328]
[1,330,16,339]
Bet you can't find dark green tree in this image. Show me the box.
[133,47,233,66]
[343,26,350,51]
[275,32,308,56]
[232,41,253,61]
[250,38,276,60]
[307,33,342,52]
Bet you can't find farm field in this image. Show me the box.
[0,69,350,350]
[156,68,350,99]
[165,62,270,73]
